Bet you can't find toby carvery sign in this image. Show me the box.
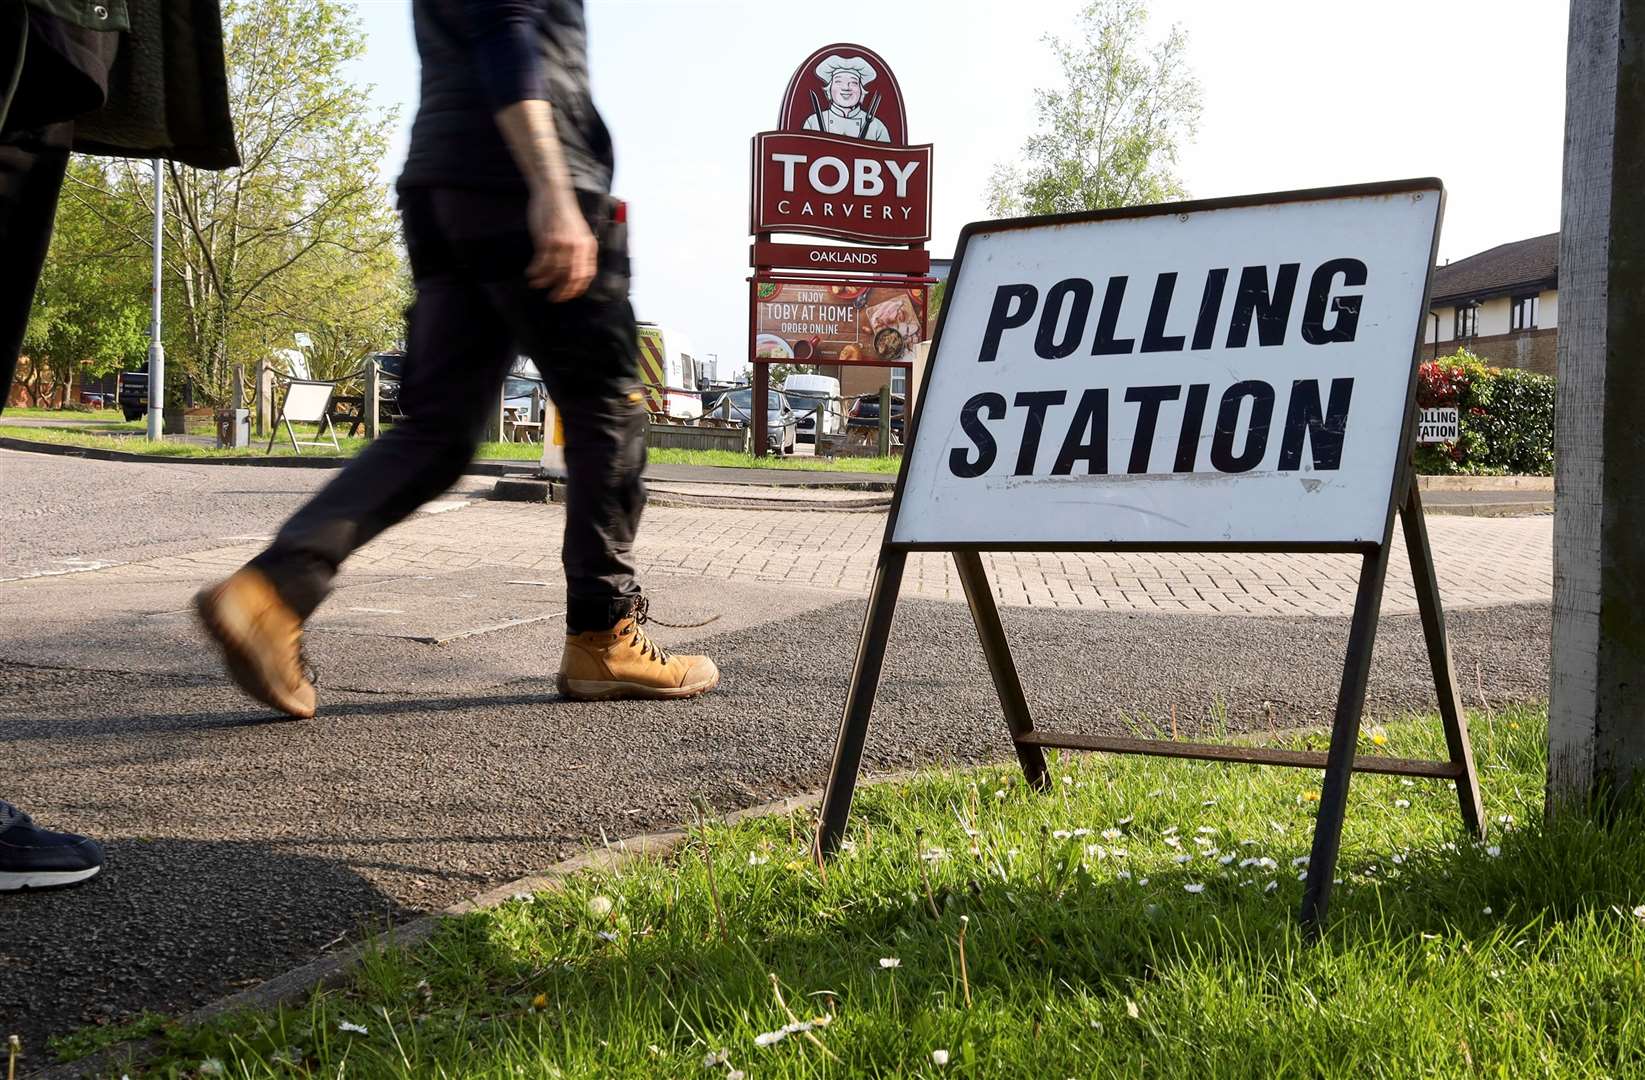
[893,184,1442,547]
[751,43,932,244]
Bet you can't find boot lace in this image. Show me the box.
[623,596,672,664]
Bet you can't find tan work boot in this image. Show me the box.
[194,567,316,719]
[558,599,719,701]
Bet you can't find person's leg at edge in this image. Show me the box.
[194,192,517,718]
[0,129,105,891]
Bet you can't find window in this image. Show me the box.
[1454,304,1478,339]
[1511,295,1539,332]
[890,368,908,395]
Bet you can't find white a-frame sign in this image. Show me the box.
[814,180,1484,931]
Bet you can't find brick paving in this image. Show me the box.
[79,500,1551,617]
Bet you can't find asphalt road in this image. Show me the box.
[0,447,1553,1058]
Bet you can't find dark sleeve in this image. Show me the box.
[460,0,546,110]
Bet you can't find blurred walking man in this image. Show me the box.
[195,0,719,716]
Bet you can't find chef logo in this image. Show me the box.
[802,54,891,143]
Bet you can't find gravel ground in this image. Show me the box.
[3,595,1548,1055]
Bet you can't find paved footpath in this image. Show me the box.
[0,450,1554,1057]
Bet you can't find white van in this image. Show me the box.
[636,324,703,419]
[781,372,842,441]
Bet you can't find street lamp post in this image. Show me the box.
[145,158,165,441]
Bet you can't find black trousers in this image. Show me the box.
[251,187,648,633]
[0,127,70,413]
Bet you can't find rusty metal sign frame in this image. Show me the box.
[810,178,1485,933]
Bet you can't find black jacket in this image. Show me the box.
[398,0,613,193]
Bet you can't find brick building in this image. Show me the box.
[1422,232,1558,374]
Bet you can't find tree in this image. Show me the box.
[987,0,1201,216]
[285,249,411,386]
[81,0,402,407]
[23,159,151,407]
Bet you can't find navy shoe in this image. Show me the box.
[0,801,104,891]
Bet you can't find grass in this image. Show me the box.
[43,704,1645,1078]
[0,405,121,419]
[0,423,900,474]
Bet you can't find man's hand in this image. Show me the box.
[526,189,597,300]
[494,100,597,300]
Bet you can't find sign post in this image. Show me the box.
[812,179,1484,931]
[749,43,935,454]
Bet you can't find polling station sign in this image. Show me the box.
[890,182,1443,547]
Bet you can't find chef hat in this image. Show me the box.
[815,54,877,87]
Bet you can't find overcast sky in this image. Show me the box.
[346,0,1567,373]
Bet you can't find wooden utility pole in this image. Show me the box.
[1549,0,1645,811]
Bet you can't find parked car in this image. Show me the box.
[116,370,148,421]
[781,373,842,443]
[846,391,906,438]
[79,391,113,409]
[370,353,407,420]
[707,387,797,454]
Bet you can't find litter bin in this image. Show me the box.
[216,408,251,448]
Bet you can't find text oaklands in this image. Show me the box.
[948,259,1368,479]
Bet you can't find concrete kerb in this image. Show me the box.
[0,436,896,492]
[28,788,848,1080]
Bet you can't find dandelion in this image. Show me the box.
[1395,800,1411,809]
[1367,725,1389,746]
[587,895,614,917]
[532,993,549,1010]
[879,957,902,969]
[1301,791,1320,803]
[1185,883,1206,894]
[1485,846,1501,858]
[932,1049,951,1066]
[338,1021,368,1035]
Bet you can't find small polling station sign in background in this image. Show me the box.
[893,189,1441,547]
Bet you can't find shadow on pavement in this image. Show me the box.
[1,837,416,1065]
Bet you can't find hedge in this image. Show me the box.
[1411,349,1555,475]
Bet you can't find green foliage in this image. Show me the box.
[22,159,151,405]
[988,0,1201,215]
[63,0,405,408]
[1414,349,1556,475]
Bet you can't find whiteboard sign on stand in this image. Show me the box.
[813,180,1485,934]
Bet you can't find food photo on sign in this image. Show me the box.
[754,282,926,364]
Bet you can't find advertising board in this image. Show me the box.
[890,185,1442,547]
[753,280,927,365]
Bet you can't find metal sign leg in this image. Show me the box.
[953,550,1049,791]
[1401,483,1486,839]
[815,548,908,858]
[1299,542,1394,932]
